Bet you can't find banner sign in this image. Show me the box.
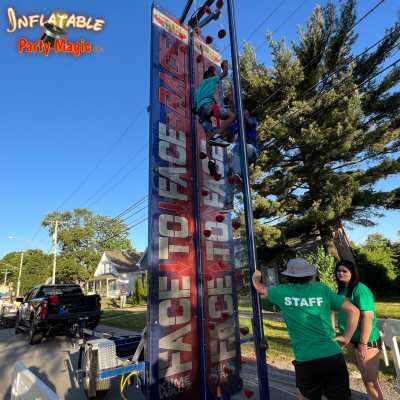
[193,38,242,399]
[148,7,200,400]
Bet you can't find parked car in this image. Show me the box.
[0,294,22,328]
[15,284,101,345]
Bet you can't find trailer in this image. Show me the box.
[74,321,146,400]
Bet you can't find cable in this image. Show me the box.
[112,196,149,222]
[260,55,400,152]
[54,108,146,211]
[86,154,148,209]
[82,143,147,207]
[220,0,288,55]
[254,0,387,112]
[253,0,308,53]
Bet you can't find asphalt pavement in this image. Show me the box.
[0,325,369,400]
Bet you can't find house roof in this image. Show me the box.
[105,250,143,273]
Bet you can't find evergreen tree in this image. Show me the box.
[240,0,400,260]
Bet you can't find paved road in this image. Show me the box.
[0,327,144,400]
[0,325,368,400]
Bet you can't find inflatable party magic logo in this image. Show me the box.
[6,8,105,56]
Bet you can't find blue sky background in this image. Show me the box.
[0,0,399,257]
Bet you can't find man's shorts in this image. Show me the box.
[293,353,350,400]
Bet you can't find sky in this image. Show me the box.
[0,0,399,258]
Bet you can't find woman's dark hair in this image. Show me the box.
[334,260,360,297]
[286,275,313,284]
[203,69,215,79]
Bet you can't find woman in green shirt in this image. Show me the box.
[334,260,383,400]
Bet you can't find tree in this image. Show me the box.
[42,208,134,281]
[240,1,400,261]
[0,250,51,295]
[133,277,145,304]
[303,246,337,291]
[142,271,148,302]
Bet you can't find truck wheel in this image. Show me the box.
[15,317,23,334]
[82,347,110,399]
[28,322,44,345]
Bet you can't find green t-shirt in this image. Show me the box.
[338,282,380,343]
[194,76,220,111]
[268,282,345,362]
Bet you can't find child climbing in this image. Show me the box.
[228,109,259,181]
[224,109,259,210]
[194,60,236,177]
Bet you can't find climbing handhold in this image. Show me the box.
[194,26,201,35]
[205,35,213,44]
[199,151,207,159]
[218,261,225,269]
[201,190,209,196]
[232,220,241,230]
[244,389,254,398]
[223,367,232,375]
[218,29,226,39]
[208,321,216,329]
[216,214,225,223]
[240,326,250,336]
[216,0,224,9]
[197,54,203,63]
[214,173,222,181]
[203,229,212,238]
[223,95,232,105]
[221,311,230,320]
[228,176,236,185]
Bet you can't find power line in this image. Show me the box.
[55,108,146,211]
[86,153,148,209]
[82,142,148,207]
[254,0,391,112]
[261,55,400,150]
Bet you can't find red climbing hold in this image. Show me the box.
[228,175,236,185]
[218,261,225,269]
[240,326,250,336]
[221,311,230,320]
[208,321,215,329]
[205,35,213,44]
[216,214,225,223]
[232,220,241,230]
[214,173,222,181]
[199,151,207,159]
[201,190,209,196]
[234,271,244,282]
[216,0,224,9]
[197,54,203,63]
[218,29,226,39]
[203,229,212,238]
[244,389,254,398]
[223,367,232,375]
[205,274,213,281]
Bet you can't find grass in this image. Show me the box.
[100,309,146,332]
[375,298,400,319]
[99,297,399,382]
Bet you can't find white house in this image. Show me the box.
[88,250,143,298]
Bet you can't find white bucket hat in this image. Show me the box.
[281,258,317,277]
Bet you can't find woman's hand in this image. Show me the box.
[358,343,367,360]
[335,335,350,347]
[252,270,262,284]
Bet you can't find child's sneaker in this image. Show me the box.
[209,136,230,147]
[208,160,218,177]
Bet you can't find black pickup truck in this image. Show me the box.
[15,284,101,345]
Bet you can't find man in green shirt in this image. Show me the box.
[252,258,360,400]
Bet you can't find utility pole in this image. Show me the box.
[45,220,66,285]
[1,269,9,286]
[16,252,24,297]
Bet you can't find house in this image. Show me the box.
[88,250,144,298]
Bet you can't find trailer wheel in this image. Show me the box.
[82,347,110,399]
